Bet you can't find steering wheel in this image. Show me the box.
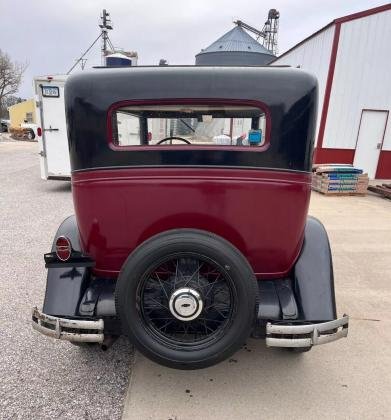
[156,136,191,145]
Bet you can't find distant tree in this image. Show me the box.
[0,50,27,118]
[4,95,24,107]
[1,96,25,118]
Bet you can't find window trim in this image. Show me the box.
[107,98,271,152]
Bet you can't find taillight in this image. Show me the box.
[55,236,72,261]
[37,127,42,137]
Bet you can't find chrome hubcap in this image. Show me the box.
[169,287,203,321]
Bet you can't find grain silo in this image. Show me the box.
[195,25,275,66]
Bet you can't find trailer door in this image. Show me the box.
[38,82,70,178]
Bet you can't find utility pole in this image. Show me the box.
[67,9,115,74]
[99,9,113,65]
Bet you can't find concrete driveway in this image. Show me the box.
[1,140,390,419]
[123,176,391,419]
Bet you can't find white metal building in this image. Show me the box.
[273,4,391,178]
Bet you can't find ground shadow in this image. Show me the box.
[43,180,72,194]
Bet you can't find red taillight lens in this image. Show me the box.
[37,127,42,137]
[55,236,72,261]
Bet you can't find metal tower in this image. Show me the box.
[263,9,279,56]
[99,9,113,64]
[67,9,119,74]
[234,9,280,56]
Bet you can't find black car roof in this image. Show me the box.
[65,66,318,173]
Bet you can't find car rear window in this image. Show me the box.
[111,104,267,148]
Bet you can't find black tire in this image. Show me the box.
[26,129,35,140]
[115,229,258,370]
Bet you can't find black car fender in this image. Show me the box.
[42,216,117,321]
[49,215,81,252]
[293,216,337,321]
[42,215,89,317]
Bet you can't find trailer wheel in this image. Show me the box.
[115,229,258,370]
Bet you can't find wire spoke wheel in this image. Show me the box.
[115,229,258,369]
[138,254,236,348]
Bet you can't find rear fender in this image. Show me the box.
[43,216,88,317]
[49,215,81,252]
[293,216,337,321]
[42,216,117,321]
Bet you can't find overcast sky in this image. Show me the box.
[1,0,386,98]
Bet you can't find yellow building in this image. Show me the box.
[8,99,36,127]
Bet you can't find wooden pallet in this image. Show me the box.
[313,189,366,197]
[367,184,391,199]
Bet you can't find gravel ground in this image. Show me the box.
[0,140,133,419]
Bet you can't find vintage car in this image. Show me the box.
[32,66,348,369]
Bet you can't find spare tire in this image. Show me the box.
[115,229,258,369]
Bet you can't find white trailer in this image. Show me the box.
[33,75,70,179]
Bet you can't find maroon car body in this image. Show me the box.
[73,168,310,279]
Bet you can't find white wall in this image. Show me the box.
[116,112,140,145]
[273,25,335,141]
[324,10,391,150]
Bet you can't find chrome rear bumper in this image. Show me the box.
[32,307,104,343]
[266,315,349,348]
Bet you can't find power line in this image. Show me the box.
[67,33,103,74]
[107,36,115,52]
[67,9,115,74]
